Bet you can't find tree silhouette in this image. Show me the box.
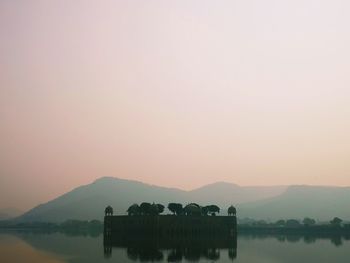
[302,217,316,226]
[174,203,183,215]
[168,203,177,215]
[140,202,151,215]
[156,204,165,214]
[207,205,220,216]
[127,204,140,216]
[149,203,159,215]
[255,220,268,226]
[275,219,286,227]
[167,203,183,215]
[184,203,201,216]
[330,217,342,226]
[201,206,209,216]
[285,219,301,227]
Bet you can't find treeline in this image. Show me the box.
[239,217,347,228]
[126,203,236,216]
[0,219,103,232]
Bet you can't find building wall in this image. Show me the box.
[104,215,237,237]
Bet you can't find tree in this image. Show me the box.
[184,203,201,216]
[201,206,209,216]
[285,219,301,228]
[275,219,286,227]
[156,204,165,214]
[207,205,220,216]
[174,203,183,215]
[330,217,342,226]
[127,204,140,216]
[89,219,102,229]
[255,220,267,226]
[140,202,151,215]
[167,203,183,215]
[168,203,176,214]
[302,217,316,226]
[149,203,159,215]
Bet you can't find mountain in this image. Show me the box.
[239,185,350,221]
[17,177,286,222]
[190,182,286,207]
[0,207,23,220]
[16,178,350,222]
[17,177,186,222]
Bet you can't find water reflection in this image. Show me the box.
[127,247,164,261]
[2,231,350,262]
[239,232,349,247]
[125,247,227,262]
[104,235,237,262]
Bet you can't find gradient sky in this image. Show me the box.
[1,0,350,211]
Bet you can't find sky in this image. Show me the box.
[1,0,350,211]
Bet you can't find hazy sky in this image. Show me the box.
[1,0,350,211]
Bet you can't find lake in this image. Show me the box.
[1,231,350,263]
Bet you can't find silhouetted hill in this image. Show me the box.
[17,177,186,222]
[16,177,286,222]
[239,185,350,221]
[0,207,22,220]
[16,178,350,222]
[190,182,286,207]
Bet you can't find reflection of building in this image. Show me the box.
[103,234,237,261]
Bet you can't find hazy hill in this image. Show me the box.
[17,177,285,222]
[16,178,350,222]
[190,182,286,207]
[239,185,350,221]
[0,207,22,220]
[17,177,186,222]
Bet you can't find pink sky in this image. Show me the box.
[1,0,350,211]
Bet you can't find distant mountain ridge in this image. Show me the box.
[16,177,285,222]
[14,177,350,222]
[238,185,350,221]
[0,207,23,220]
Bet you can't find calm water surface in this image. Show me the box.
[1,231,350,263]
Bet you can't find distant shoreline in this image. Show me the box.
[238,225,350,235]
[1,220,350,236]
